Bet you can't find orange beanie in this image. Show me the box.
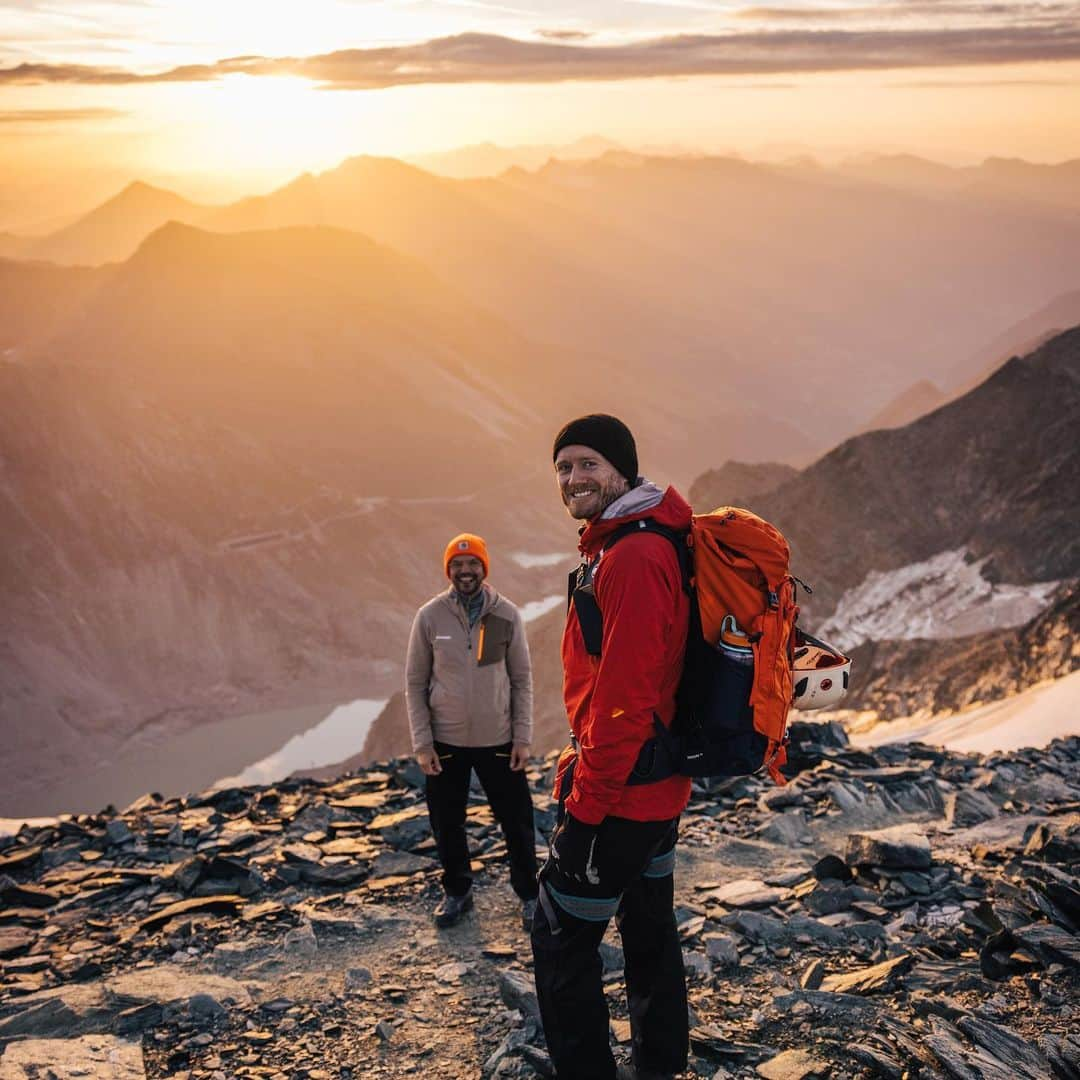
[444,533,490,578]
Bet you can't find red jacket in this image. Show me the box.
[559,485,693,825]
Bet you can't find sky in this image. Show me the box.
[2,0,1079,225]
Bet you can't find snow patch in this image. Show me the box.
[820,548,1059,650]
[520,594,562,623]
[851,670,1080,754]
[512,551,567,569]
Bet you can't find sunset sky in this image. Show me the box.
[2,0,1079,225]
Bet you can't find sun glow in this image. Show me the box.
[160,75,367,173]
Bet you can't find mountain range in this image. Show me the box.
[5,152,1080,459]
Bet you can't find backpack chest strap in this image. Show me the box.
[569,520,691,658]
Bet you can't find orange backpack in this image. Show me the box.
[605,507,801,786]
[689,508,799,783]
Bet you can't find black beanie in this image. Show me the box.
[552,414,638,485]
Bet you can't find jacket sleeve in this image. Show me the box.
[566,535,681,824]
[506,605,534,745]
[404,608,435,753]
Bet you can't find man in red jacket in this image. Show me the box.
[531,414,692,1080]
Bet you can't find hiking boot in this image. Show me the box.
[616,1064,677,1080]
[433,889,473,928]
[521,897,538,931]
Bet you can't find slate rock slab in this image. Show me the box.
[704,879,790,908]
[0,930,34,960]
[0,1034,145,1079]
[845,826,932,870]
[1013,922,1080,966]
[498,969,540,1021]
[756,1048,830,1079]
[0,966,252,1039]
[944,789,998,828]
[131,894,245,934]
[819,953,915,994]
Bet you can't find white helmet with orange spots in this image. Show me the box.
[791,629,851,711]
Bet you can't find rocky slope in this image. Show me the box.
[0,726,1077,1078]
[726,326,1080,621]
[842,581,1079,720]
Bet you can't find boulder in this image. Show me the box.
[845,826,931,870]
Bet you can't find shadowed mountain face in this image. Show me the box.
[745,327,1080,620]
[0,224,591,815]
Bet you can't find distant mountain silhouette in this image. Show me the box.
[856,379,948,435]
[13,151,1080,463]
[688,460,798,512]
[407,135,624,178]
[951,288,1080,391]
[25,181,211,266]
[0,232,31,260]
[835,153,1080,211]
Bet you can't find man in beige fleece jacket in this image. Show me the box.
[406,532,538,929]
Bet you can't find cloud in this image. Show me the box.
[3,25,1080,88]
[535,29,592,41]
[0,107,128,123]
[736,2,1078,19]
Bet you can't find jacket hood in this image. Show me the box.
[580,482,693,556]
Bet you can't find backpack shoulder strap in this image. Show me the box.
[605,519,693,595]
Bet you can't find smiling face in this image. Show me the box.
[554,444,631,521]
[448,554,485,596]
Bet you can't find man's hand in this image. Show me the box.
[550,812,600,886]
[510,743,531,771]
[416,748,442,776]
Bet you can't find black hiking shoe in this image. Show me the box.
[434,889,473,928]
[616,1063,677,1080]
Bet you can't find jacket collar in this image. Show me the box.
[579,482,693,558]
[442,580,498,617]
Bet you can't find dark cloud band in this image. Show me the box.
[2,25,1079,88]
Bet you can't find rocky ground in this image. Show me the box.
[1,724,1077,1080]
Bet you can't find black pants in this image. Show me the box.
[531,814,688,1080]
[424,741,538,901]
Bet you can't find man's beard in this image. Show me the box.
[562,474,629,521]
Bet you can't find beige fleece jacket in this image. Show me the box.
[405,583,533,753]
